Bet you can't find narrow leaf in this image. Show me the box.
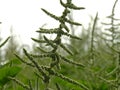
[0,37,10,48]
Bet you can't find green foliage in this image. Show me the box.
[101,0,120,89]
[0,0,120,90]
[0,66,22,89]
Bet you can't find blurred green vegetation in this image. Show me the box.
[0,0,120,90]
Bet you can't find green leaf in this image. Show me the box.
[0,37,10,48]
[10,58,22,65]
[0,66,22,87]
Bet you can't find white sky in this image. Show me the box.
[0,0,120,46]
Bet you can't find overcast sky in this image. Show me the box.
[0,0,120,46]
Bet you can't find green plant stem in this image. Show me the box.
[90,13,98,64]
